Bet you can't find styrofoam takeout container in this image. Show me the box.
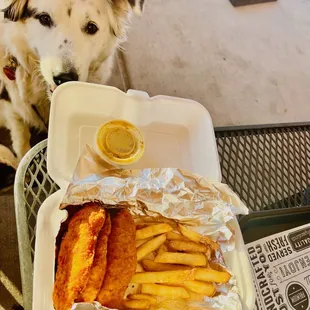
[47,82,221,188]
[33,82,255,309]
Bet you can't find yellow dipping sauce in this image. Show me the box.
[95,120,145,166]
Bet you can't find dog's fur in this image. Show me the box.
[0,0,144,160]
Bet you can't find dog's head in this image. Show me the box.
[3,0,144,93]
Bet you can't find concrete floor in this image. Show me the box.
[2,0,310,309]
[117,0,310,127]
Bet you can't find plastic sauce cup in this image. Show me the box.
[95,120,145,166]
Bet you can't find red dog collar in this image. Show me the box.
[3,55,18,81]
[3,66,16,80]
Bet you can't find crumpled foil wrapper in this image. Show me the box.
[60,146,248,310]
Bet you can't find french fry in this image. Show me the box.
[141,284,189,299]
[136,222,162,228]
[205,247,212,261]
[131,270,195,284]
[169,240,208,253]
[178,224,219,251]
[136,239,150,248]
[125,283,141,297]
[133,223,228,303]
[186,290,205,301]
[123,299,151,309]
[136,224,173,240]
[144,252,156,261]
[183,281,216,296]
[194,268,231,283]
[128,294,157,305]
[136,263,144,273]
[166,231,187,241]
[157,244,168,255]
[154,252,207,267]
[135,224,148,230]
[137,234,166,261]
[142,259,191,272]
[209,262,229,272]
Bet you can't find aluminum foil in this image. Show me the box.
[60,145,248,310]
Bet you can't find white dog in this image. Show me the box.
[0,0,144,163]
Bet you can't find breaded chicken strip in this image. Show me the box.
[78,212,111,302]
[53,203,105,310]
[97,209,137,308]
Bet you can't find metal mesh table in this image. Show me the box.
[216,123,310,211]
[14,123,310,309]
[14,140,59,310]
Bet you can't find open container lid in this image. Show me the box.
[47,82,221,188]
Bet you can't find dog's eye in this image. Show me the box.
[84,22,99,35]
[38,13,53,27]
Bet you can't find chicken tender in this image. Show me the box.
[53,203,105,310]
[97,209,137,308]
[78,212,111,302]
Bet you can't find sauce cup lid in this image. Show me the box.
[95,120,145,166]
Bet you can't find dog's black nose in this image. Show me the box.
[53,71,78,86]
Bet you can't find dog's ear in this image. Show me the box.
[3,0,29,22]
[128,0,145,16]
[111,0,145,16]
[108,0,145,38]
